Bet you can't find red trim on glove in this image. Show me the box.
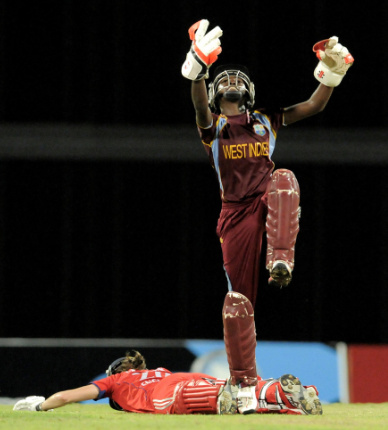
[313,39,329,53]
[189,21,201,41]
[313,38,354,64]
[193,43,209,64]
[344,53,354,64]
[313,39,329,60]
[208,46,222,64]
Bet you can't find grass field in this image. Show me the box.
[2,403,388,430]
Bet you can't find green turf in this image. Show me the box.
[2,403,388,430]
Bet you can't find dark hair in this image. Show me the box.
[115,350,146,372]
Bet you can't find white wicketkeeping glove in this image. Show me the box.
[13,396,46,411]
[313,36,354,86]
[181,19,222,81]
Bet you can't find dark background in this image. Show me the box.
[0,1,387,344]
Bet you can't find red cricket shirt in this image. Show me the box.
[92,368,172,413]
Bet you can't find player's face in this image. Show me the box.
[218,75,246,93]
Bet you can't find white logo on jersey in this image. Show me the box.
[254,124,266,136]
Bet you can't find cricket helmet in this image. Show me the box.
[106,356,126,411]
[208,64,255,111]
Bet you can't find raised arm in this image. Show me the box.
[283,84,333,125]
[191,79,213,128]
[181,19,223,128]
[285,36,354,126]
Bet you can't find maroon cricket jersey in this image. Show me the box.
[199,109,284,202]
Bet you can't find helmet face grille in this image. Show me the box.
[106,356,126,411]
[216,70,249,88]
[208,65,255,110]
[106,356,126,376]
[109,398,124,411]
[212,64,252,81]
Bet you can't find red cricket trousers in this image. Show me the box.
[152,372,223,414]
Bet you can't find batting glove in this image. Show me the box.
[13,396,46,411]
[182,19,222,81]
[313,36,354,86]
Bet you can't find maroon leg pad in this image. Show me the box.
[223,292,258,386]
[266,169,300,270]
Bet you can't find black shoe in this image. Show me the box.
[268,261,292,288]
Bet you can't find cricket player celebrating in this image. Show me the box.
[181,19,354,306]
